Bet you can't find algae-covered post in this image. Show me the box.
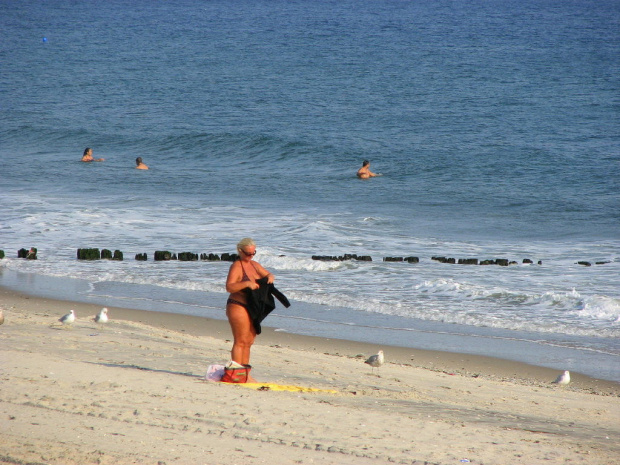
[77,248,101,260]
[154,251,172,261]
[18,248,37,259]
[178,252,198,261]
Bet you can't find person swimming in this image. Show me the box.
[135,157,149,170]
[357,160,377,179]
[81,148,104,162]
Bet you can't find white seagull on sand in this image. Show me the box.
[552,370,570,385]
[365,350,384,373]
[94,307,109,324]
[0,309,4,325]
[59,309,76,326]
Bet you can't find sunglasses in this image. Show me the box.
[241,250,256,257]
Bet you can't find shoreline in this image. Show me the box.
[1,265,618,384]
[2,286,619,464]
[2,286,618,394]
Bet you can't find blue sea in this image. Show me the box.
[1,0,619,381]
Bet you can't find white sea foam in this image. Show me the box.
[575,296,620,322]
[2,237,618,341]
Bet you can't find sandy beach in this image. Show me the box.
[1,287,618,465]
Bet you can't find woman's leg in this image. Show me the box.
[226,303,256,366]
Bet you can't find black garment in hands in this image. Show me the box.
[243,277,290,334]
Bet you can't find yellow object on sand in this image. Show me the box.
[235,383,338,394]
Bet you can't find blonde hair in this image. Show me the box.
[236,237,255,252]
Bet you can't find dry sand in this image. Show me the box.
[1,288,618,465]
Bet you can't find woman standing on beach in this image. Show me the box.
[225,238,275,376]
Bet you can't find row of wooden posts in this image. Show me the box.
[76,249,241,262]
[0,248,610,267]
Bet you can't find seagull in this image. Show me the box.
[365,350,384,373]
[59,310,76,326]
[94,307,108,324]
[0,309,4,325]
[552,370,570,385]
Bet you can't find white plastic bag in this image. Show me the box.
[205,364,225,382]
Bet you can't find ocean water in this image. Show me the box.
[1,0,619,381]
